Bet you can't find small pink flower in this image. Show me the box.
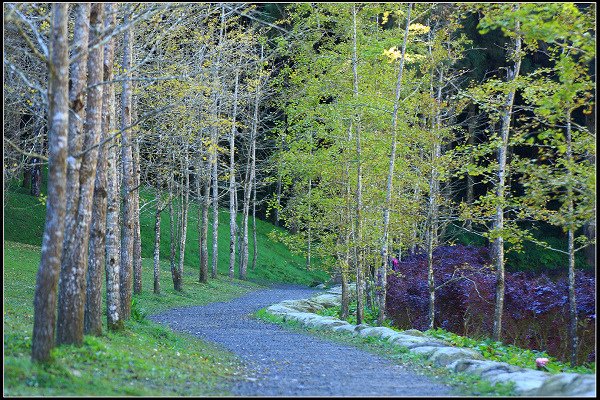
[536,357,549,368]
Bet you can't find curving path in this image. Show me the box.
[149,284,454,396]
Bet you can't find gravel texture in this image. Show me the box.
[149,284,454,396]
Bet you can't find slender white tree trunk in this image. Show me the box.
[565,111,578,366]
[378,2,412,326]
[352,5,364,325]
[175,145,189,290]
[229,71,239,279]
[492,16,522,341]
[153,195,162,295]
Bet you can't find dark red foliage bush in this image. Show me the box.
[386,245,596,364]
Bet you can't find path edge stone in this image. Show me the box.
[264,285,596,397]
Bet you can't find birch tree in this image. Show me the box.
[377,2,412,326]
[120,10,135,320]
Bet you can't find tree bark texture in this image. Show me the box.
[176,146,189,291]
[85,2,115,336]
[57,3,104,346]
[352,5,364,325]
[200,161,210,283]
[62,4,90,259]
[31,3,69,362]
[119,13,134,320]
[103,4,121,332]
[565,112,578,367]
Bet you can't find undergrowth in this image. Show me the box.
[315,301,595,375]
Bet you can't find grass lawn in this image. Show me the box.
[3,241,261,396]
[3,182,328,395]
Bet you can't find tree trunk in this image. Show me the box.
[252,168,258,270]
[492,17,522,342]
[176,146,189,291]
[306,178,311,271]
[62,4,90,264]
[229,71,239,279]
[274,145,282,228]
[240,146,252,280]
[85,2,115,336]
[119,12,135,320]
[351,5,364,325]
[565,112,578,367]
[153,200,162,294]
[55,3,89,345]
[211,135,219,279]
[169,174,178,283]
[57,3,104,346]
[132,100,142,295]
[103,3,121,332]
[378,2,412,326]
[341,257,350,320]
[466,104,476,230]
[31,3,69,362]
[426,48,444,331]
[200,157,211,282]
[341,124,354,321]
[30,134,42,197]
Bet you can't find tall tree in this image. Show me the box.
[85,2,113,336]
[103,3,122,331]
[57,3,104,346]
[517,3,595,365]
[31,2,69,362]
[229,70,240,280]
[351,4,364,325]
[489,7,522,342]
[120,9,135,320]
[378,2,412,326]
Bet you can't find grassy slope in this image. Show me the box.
[3,184,327,395]
[4,185,328,286]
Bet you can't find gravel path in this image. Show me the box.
[149,284,454,396]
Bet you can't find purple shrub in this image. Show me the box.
[386,244,596,364]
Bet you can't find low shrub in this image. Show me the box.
[386,245,595,365]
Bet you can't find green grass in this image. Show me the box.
[4,185,328,287]
[3,241,260,396]
[3,179,327,395]
[254,308,516,397]
[425,328,595,375]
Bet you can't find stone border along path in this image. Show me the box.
[149,284,455,396]
[265,284,596,397]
